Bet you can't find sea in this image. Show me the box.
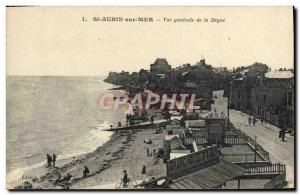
[6,76,126,187]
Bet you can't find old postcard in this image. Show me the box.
[6,6,295,190]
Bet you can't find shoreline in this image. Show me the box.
[13,122,167,189]
[13,131,122,189]
[7,121,116,189]
[7,78,128,189]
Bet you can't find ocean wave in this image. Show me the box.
[7,120,115,188]
[6,160,46,188]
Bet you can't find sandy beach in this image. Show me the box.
[14,125,167,189]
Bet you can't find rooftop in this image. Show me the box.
[265,71,294,79]
[185,120,206,127]
[165,134,179,141]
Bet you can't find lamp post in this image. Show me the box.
[227,81,231,118]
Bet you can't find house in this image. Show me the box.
[163,135,186,159]
[229,63,268,114]
[286,84,294,133]
[251,70,294,127]
[150,58,172,74]
[166,145,247,189]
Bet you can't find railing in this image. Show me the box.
[225,130,237,136]
[190,130,207,137]
[183,137,207,145]
[245,163,286,175]
[264,171,287,189]
[234,161,271,169]
[223,153,256,162]
[228,122,271,162]
[224,136,245,145]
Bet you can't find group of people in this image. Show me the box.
[53,165,89,188]
[248,116,257,126]
[122,166,146,187]
[248,115,288,142]
[146,147,156,157]
[46,152,91,181]
[55,173,72,185]
[279,129,286,142]
[155,127,163,134]
[46,154,57,167]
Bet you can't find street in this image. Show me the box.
[212,90,295,188]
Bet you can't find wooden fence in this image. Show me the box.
[244,163,286,175]
[264,171,287,189]
[183,137,207,145]
[228,122,271,162]
[234,161,271,169]
[224,136,245,145]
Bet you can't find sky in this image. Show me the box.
[6,6,294,76]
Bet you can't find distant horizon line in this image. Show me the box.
[6,59,294,76]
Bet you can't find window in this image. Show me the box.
[237,91,241,99]
[263,94,267,103]
[288,91,293,106]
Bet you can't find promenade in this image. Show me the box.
[229,110,294,188]
[212,90,295,188]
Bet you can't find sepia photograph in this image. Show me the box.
[6,6,295,190]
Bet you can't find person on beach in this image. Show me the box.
[150,116,154,124]
[148,139,153,144]
[56,173,72,184]
[52,154,57,167]
[63,173,72,182]
[217,144,223,157]
[281,130,286,142]
[261,116,264,124]
[280,123,286,142]
[123,170,129,187]
[147,148,150,156]
[46,154,52,167]
[142,165,146,174]
[253,116,257,126]
[83,166,90,178]
[126,114,129,125]
[248,116,252,126]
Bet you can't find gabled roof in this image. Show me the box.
[169,159,246,189]
[265,71,294,79]
[240,69,249,75]
[182,71,189,76]
[185,120,206,127]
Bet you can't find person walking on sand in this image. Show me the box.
[83,166,90,178]
[281,123,286,142]
[150,116,154,124]
[123,170,129,187]
[248,116,252,126]
[142,165,146,174]
[261,116,264,124]
[217,144,223,157]
[253,116,256,126]
[52,154,57,167]
[46,154,52,167]
[281,129,286,142]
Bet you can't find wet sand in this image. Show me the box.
[14,127,167,189]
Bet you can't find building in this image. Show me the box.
[287,84,294,133]
[229,72,257,113]
[229,63,269,114]
[251,70,294,127]
[150,58,172,74]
